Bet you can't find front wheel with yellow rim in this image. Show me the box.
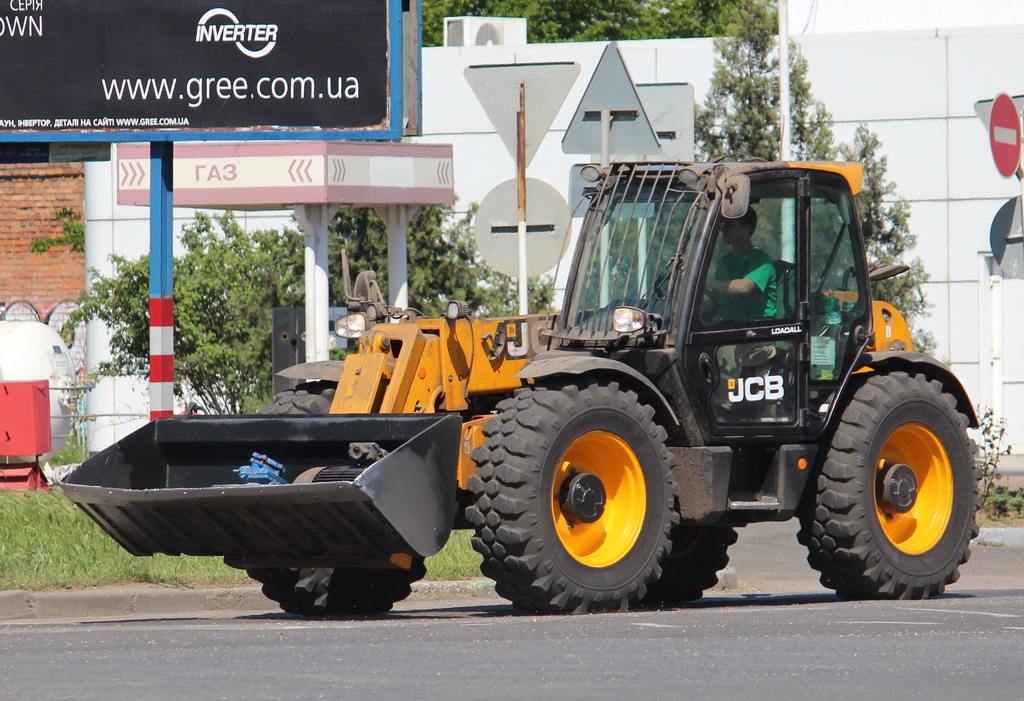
[798,371,979,600]
[465,379,677,613]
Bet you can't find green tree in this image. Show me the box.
[31,207,85,253]
[421,0,744,46]
[841,125,935,352]
[331,205,553,317]
[70,213,304,414]
[656,0,746,39]
[694,0,834,160]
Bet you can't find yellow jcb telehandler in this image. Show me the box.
[63,160,979,615]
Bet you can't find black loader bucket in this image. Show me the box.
[60,414,461,569]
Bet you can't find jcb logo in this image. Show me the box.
[503,319,530,359]
[727,375,784,403]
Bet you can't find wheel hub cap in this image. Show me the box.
[878,461,918,513]
[560,472,606,524]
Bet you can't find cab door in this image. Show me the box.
[803,171,872,431]
[681,170,871,441]
[683,174,808,439]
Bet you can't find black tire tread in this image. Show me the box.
[247,562,426,615]
[642,526,738,604]
[257,380,337,415]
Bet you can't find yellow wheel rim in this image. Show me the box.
[551,430,647,568]
[875,423,953,555]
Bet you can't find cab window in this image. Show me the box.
[698,180,799,328]
[808,182,867,382]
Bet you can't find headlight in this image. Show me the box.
[612,306,646,334]
[445,300,470,320]
[335,313,368,339]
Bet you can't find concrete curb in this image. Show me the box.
[0,568,740,621]
[976,527,1024,547]
[0,586,275,621]
[408,578,497,601]
[0,581,501,621]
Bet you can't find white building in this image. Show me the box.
[85,5,1024,449]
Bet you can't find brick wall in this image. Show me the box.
[0,163,85,321]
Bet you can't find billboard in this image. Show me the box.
[0,0,405,141]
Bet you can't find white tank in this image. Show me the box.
[0,320,75,463]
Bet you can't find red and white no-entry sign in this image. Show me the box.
[990,93,1022,178]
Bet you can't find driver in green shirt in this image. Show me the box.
[706,209,777,322]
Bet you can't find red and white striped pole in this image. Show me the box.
[149,142,174,419]
[149,297,174,419]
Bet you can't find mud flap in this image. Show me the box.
[60,414,461,568]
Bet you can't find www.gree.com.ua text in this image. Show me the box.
[101,75,361,109]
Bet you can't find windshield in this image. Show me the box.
[562,168,704,340]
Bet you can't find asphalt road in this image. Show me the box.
[1,521,1022,700]
[2,590,1023,700]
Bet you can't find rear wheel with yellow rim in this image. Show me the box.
[641,525,738,604]
[798,372,979,599]
[466,379,677,613]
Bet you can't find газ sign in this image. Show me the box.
[0,0,406,140]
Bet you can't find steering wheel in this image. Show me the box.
[700,287,720,324]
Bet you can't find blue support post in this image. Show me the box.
[149,142,175,419]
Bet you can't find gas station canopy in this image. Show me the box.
[116,141,453,210]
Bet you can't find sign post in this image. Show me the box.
[517,84,529,315]
[0,1,403,141]
[990,196,1024,279]
[149,143,174,419]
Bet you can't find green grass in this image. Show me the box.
[425,530,481,580]
[48,432,89,466]
[0,489,250,591]
[0,488,481,592]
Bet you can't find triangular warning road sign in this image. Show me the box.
[562,42,659,159]
[465,62,581,168]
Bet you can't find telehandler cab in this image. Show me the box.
[63,160,979,615]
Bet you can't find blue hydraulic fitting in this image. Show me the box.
[234,452,289,485]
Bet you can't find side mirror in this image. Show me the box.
[868,262,911,283]
[717,174,750,219]
[352,270,380,301]
[341,249,387,308]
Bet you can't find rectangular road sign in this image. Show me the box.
[116,141,454,209]
[0,143,110,163]
[0,0,406,142]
